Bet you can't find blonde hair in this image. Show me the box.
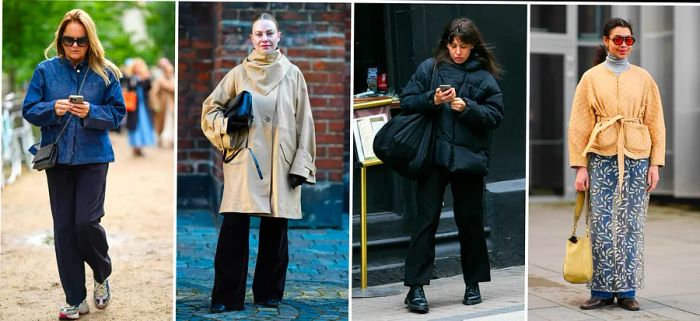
[44,9,123,85]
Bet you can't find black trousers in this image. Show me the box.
[404,168,491,286]
[211,214,289,309]
[46,163,112,306]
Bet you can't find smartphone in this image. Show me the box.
[439,85,452,92]
[69,95,83,104]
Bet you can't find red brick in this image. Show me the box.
[327,146,344,157]
[329,120,346,132]
[313,36,345,47]
[309,97,327,108]
[178,163,193,173]
[314,12,347,22]
[189,151,209,160]
[311,84,345,95]
[302,72,328,83]
[327,73,348,84]
[196,72,210,82]
[312,60,346,72]
[278,11,307,22]
[313,109,345,119]
[179,138,194,149]
[329,171,344,181]
[315,171,327,181]
[316,158,343,170]
[193,40,212,49]
[316,134,344,144]
[314,121,327,134]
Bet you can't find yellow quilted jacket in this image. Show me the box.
[568,63,665,186]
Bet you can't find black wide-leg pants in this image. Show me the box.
[46,163,112,306]
[211,214,289,309]
[404,168,491,286]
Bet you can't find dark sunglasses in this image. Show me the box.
[61,36,89,47]
[609,36,636,46]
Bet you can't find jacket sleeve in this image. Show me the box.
[83,73,126,130]
[290,70,317,184]
[457,74,504,131]
[201,70,235,151]
[22,65,62,127]
[567,74,595,168]
[644,77,665,167]
[400,60,439,114]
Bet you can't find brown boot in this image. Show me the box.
[617,298,640,311]
[579,297,615,310]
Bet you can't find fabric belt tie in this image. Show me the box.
[581,116,642,195]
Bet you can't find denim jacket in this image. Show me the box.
[23,57,126,165]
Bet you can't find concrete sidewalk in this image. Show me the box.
[528,199,700,321]
[352,266,525,321]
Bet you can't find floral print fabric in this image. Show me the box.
[588,154,649,292]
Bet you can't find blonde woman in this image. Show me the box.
[22,9,125,320]
[201,12,316,313]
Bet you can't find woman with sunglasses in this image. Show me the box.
[22,9,125,320]
[201,12,315,313]
[568,18,665,312]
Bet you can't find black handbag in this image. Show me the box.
[221,90,263,180]
[223,90,253,131]
[373,112,437,180]
[31,114,72,171]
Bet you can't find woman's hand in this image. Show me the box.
[54,99,70,116]
[433,87,455,105]
[647,165,660,192]
[450,97,467,112]
[575,167,589,192]
[69,101,90,118]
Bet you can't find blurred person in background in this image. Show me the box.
[123,57,156,157]
[151,57,174,148]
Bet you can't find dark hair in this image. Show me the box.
[593,18,634,65]
[251,12,279,31]
[434,17,502,78]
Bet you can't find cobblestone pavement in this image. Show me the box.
[176,210,349,320]
[352,266,525,321]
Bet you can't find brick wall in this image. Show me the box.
[178,2,350,186]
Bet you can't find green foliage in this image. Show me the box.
[2,0,175,92]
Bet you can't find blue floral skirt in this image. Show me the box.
[588,154,649,292]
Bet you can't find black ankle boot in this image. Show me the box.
[463,282,482,305]
[404,285,429,313]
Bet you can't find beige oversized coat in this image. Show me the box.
[202,50,316,219]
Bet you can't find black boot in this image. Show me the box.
[463,282,482,305]
[404,285,429,313]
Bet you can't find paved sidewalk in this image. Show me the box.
[176,210,349,320]
[352,266,525,321]
[528,199,700,321]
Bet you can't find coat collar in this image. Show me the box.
[242,49,292,95]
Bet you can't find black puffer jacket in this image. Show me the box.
[400,57,503,175]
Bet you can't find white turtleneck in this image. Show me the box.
[604,52,630,76]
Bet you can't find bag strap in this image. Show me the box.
[222,135,263,180]
[571,190,591,237]
[53,68,90,144]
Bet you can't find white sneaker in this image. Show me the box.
[93,279,111,309]
[59,300,89,320]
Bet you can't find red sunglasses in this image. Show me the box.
[609,36,636,46]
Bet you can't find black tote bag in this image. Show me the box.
[372,112,436,180]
